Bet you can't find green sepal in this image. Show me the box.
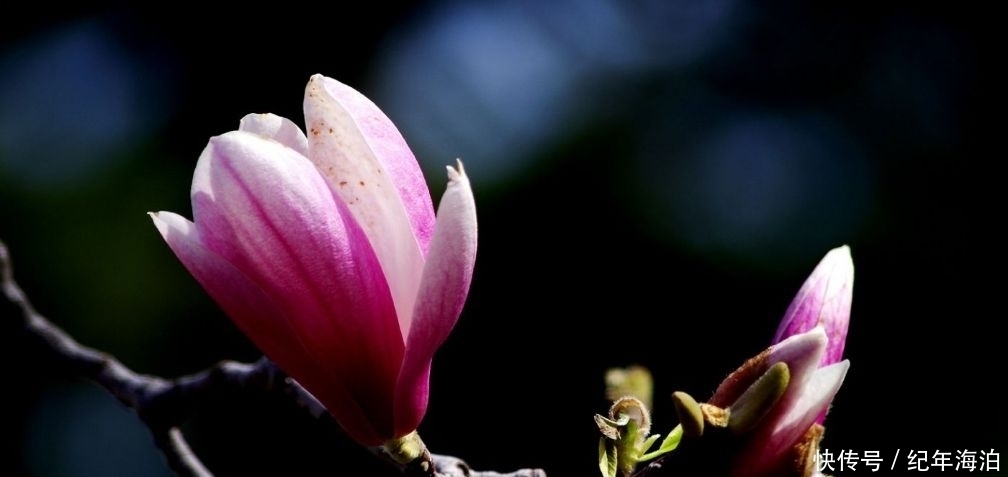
[728,361,790,434]
[381,431,426,465]
[637,433,662,459]
[598,438,618,477]
[672,391,705,438]
[641,433,661,453]
[616,415,642,476]
[639,424,683,461]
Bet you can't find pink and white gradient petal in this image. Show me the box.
[394,162,477,435]
[303,75,436,338]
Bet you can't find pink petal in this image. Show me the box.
[768,327,827,389]
[726,328,831,477]
[150,212,385,444]
[189,130,404,441]
[238,113,309,157]
[394,162,477,435]
[773,246,854,365]
[709,328,826,410]
[733,360,849,477]
[768,361,849,449]
[303,74,435,337]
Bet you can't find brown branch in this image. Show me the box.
[2,239,544,477]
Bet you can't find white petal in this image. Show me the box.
[761,361,850,467]
[303,74,436,337]
[238,113,310,157]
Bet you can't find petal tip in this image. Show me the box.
[819,246,854,286]
[307,73,328,86]
[149,210,166,229]
[826,244,854,271]
[831,358,851,375]
[446,159,467,183]
[771,327,827,370]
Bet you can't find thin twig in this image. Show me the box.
[2,239,544,477]
[2,239,214,475]
[153,428,214,477]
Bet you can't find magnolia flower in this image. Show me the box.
[150,74,477,448]
[707,246,854,477]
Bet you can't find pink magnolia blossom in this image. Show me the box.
[710,246,853,477]
[150,74,477,446]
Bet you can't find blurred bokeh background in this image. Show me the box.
[1,2,998,476]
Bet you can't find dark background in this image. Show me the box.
[1,2,999,476]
